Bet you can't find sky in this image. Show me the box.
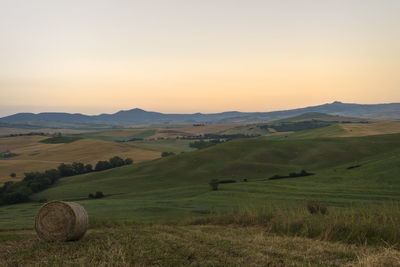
[1,0,399,116]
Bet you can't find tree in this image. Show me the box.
[57,163,75,177]
[109,156,125,168]
[44,169,61,183]
[1,186,32,205]
[72,162,85,175]
[28,177,51,192]
[23,172,43,183]
[85,164,93,173]
[9,173,16,178]
[124,158,133,165]
[161,152,175,157]
[95,160,112,171]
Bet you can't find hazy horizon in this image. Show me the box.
[1,1,400,117]
[1,100,400,118]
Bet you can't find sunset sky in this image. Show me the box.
[1,0,399,116]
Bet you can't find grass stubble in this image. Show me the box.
[1,224,399,266]
[2,205,400,266]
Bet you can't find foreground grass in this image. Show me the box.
[1,224,400,266]
[184,204,400,248]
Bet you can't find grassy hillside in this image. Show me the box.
[220,113,400,138]
[339,122,400,137]
[274,112,371,123]
[1,133,400,230]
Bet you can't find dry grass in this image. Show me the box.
[339,122,400,137]
[1,224,397,266]
[0,136,160,183]
[0,160,62,184]
[356,247,400,267]
[0,135,48,151]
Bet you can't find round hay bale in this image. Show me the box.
[34,201,88,242]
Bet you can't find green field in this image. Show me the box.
[1,133,400,230]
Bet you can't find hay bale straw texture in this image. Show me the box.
[35,201,88,242]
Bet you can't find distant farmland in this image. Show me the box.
[0,135,160,183]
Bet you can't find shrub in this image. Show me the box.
[161,152,175,157]
[72,162,86,174]
[109,156,125,168]
[2,192,30,204]
[190,140,224,149]
[28,177,51,192]
[209,179,219,191]
[58,163,75,177]
[95,160,112,171]
[88,192,104,199]
[95,191,104,198]
[10,173,16,178]
[269,170,314,180]
[218,179,236,184]
[39,136,81,144]
[85,164,93,172]
[124,158,133,165]
[307,200,328,215]
[44,169,61,183]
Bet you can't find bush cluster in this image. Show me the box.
[95,156,133,171]
[269,170,313,180]
[208,179,237,191]
[189,140,224,149]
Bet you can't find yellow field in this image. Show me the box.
[0,136,160,183]
[338,122,400,137]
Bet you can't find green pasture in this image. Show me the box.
[1,133,399,230]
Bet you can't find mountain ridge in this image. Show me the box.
[1,101,399,127]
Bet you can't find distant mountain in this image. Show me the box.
[0,101,399,128]
[217,101,400,123]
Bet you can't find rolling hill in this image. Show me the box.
[0,135,160,184]
[2,132,399,229]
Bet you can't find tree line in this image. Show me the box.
[0,156,133,206]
